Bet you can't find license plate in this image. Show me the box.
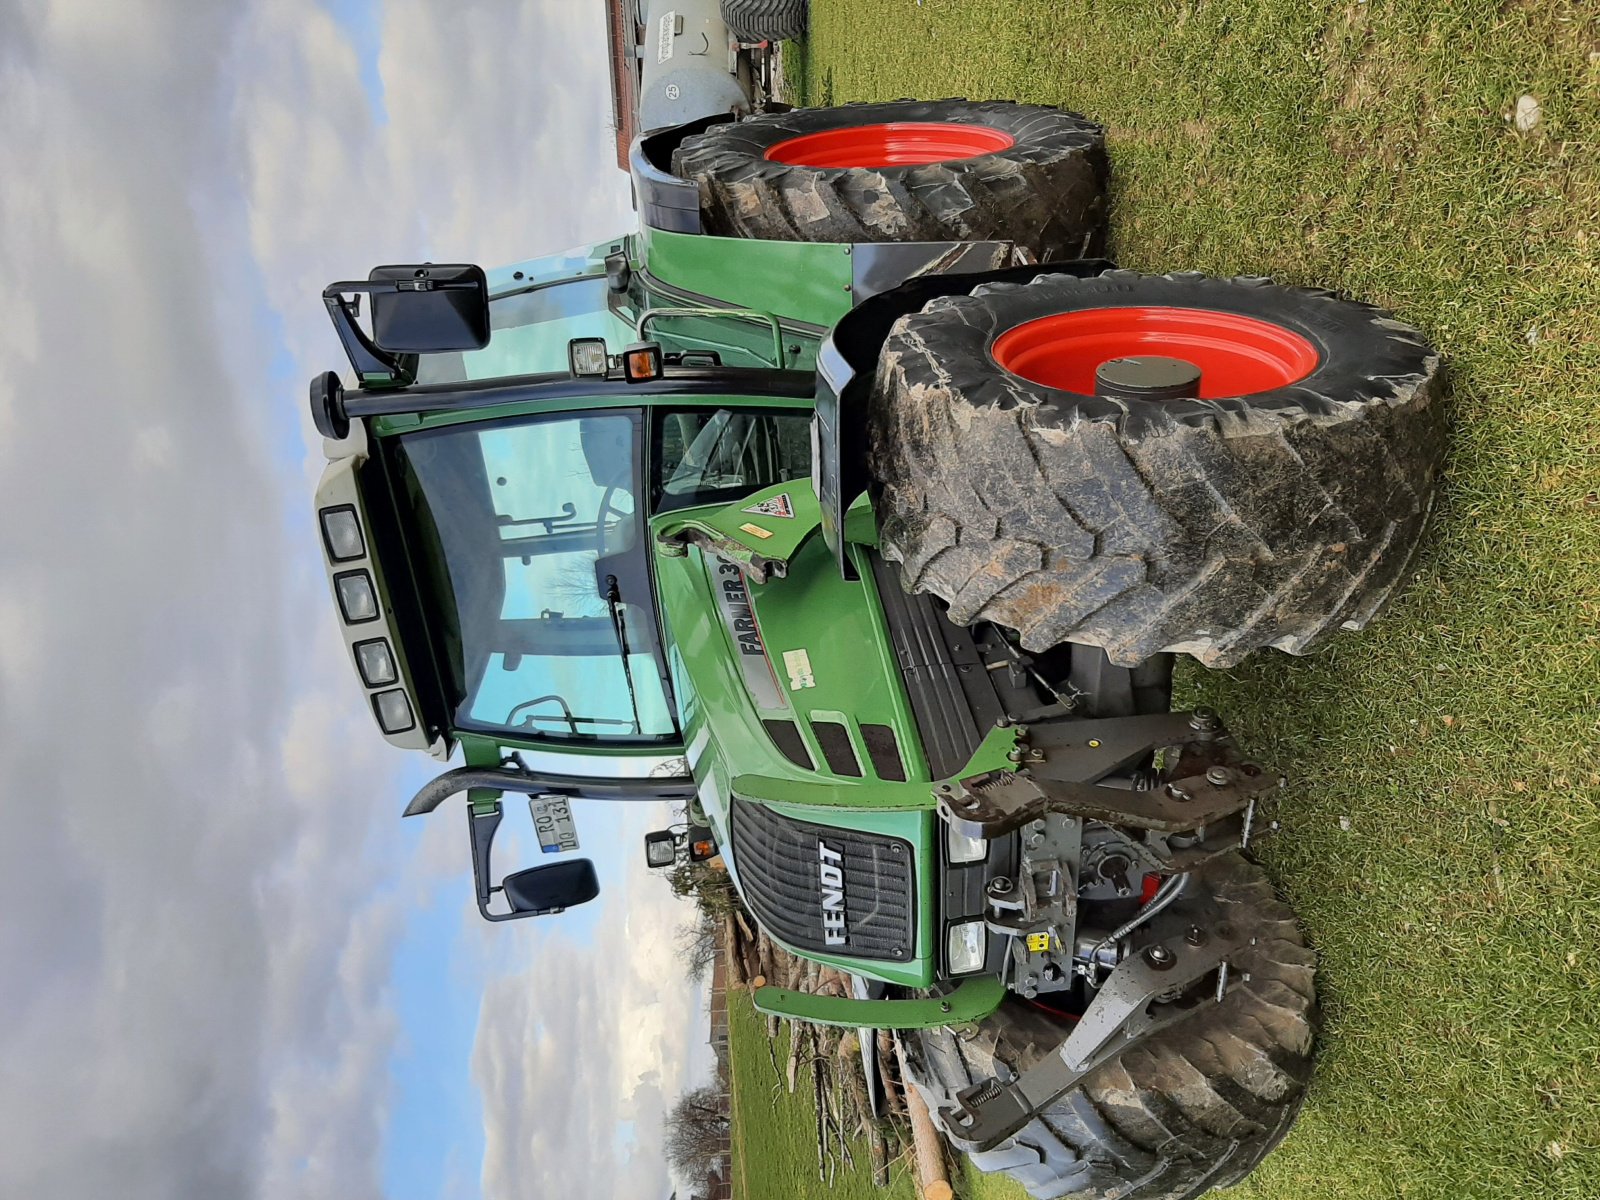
[530,797,580,855]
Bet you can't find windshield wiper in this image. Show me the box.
[604,574,643,736]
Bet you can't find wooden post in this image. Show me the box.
[895,1038,954,1200]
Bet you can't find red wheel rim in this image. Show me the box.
[990,307,1320,398]
[765,122,1016,168]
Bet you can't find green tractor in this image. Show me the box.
[306,100,1444,1198]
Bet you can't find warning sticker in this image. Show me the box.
[742,492,795,519]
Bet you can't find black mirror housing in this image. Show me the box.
[502,859,600,916]
[368,263,490,353]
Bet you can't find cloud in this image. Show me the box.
[0,1,646,1198]
[470,832,712,1200]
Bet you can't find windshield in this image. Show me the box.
[414,277,635,386]
[390,410,678,744]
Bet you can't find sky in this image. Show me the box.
[0,2,712,1197]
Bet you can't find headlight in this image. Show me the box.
[567,337,609,377]
[946,920,987,976]
[334,571,379,623]
[320,506,365,562]
[372,689,415,734]
[946,822,989,864]
[354,638,398,686]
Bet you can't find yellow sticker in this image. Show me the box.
[1026,932,1051,953]
[739,523,773,540]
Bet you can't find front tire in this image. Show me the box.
[904,854,1318,1200]
[869,270,1447,667]
[671,99,1107,259]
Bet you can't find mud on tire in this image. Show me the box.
[869,270,1448,668]
[671,99,1107,260]
[903,854,1318,1200]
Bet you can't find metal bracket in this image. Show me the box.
[937,919,1247,1153]
[938,711,1279,840]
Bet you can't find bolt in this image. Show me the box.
[1028,747,1046,762]
[996,716,1010,728]
[1166,783,1192,803]
[1185,925,1207,946]
[1020,975,1039,998]
[1190,707,1219,731]
[988,877,1014,896]
[1144,944,1176,970]
[1026,833,1044,849]
[1028,820,1046,833]
[890,844,903,854]
[1007,749,1024,763]
[1206,766,1233,786]
[940,1001,951,1013]
[1087,738,1101,748]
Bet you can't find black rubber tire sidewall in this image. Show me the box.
[868,270,1448,666]
[672,99,1108,259]
[903,853,1318,1200]
[720,0,808,42]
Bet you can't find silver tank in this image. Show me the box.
[636,0,754,133]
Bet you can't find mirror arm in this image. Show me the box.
[403,765,697,818]
[322,283,405,380]
[467,802,522,922]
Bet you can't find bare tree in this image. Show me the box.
[677,911,720,980]
[663,1084,731,1179]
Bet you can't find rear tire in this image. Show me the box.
[904,854,1318,1200]
[672,99,1107,259]
[719,0,808,42]
[869,270,1447,667]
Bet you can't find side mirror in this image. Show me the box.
[468,800,599,921]
[367,263,490,353]
[321,262,490,381]
[502,860,600,916]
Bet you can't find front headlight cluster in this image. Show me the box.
[320,502,414,737]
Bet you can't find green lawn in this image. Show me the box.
[727,990,925,1200]
[737,4,1600,1199]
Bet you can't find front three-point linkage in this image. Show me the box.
[931,708,1285,1153]
[939,707,1284,875]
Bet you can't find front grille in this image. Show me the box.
[728,800,915,962]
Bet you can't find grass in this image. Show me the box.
[727,990,924,1200]
[727,4,1600,1199]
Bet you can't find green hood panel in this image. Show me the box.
[652,489,942,985]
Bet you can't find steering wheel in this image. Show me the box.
[594,484,631,554]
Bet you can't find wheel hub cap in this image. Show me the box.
[991,306,1320,398]
[765,122,1016,168]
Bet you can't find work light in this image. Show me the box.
[567,338,609,377]
[354,638,398,687]
[372,688,415,734]
[334,571,379,624]
[320,506,365,562]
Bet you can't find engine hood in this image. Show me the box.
[649,481,939,985]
